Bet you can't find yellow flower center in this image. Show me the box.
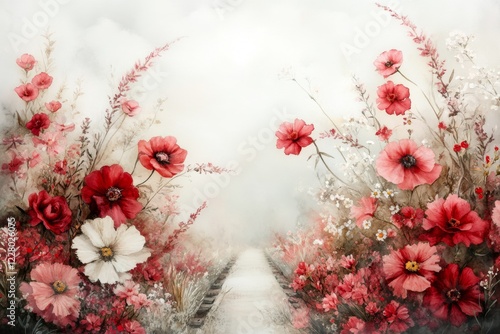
[405,261,419,272]
[100,247,114,261]
[52,280,67,294]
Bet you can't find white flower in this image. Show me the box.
[383,189,396,198]
[376,229,387,241]
[362,220,371,230]
[390,205,400,215]
[313,239,324,246]
[71,216,151,284]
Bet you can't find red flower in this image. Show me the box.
[31,72,53,90]
[275,119,314,155]
[53,160,68,175]
[16,53,36,71]
[375,125,393,141]
[460,140,469,149]
[26,113,50,136]
[45,100,62,112]
[391,206,424,229]
[453,144,462,152]
[376,81,411,115]
[383,300,415,333]
[81,164,142,226]
[423,264,482,327]
[382,242,441,298]
[15,83,39,102]
[438,122,447,130]
[376,139,442,190]
[350,196,377,228]
[374,49,403,78]
[28,190,72,234]
[2,151,25,174]
[422,194,489,247]
[138,136,187,178]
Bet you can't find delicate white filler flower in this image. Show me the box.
[362,220,372,230]
[313,239,324,246]
[71,216,151,284]
[376,229,387,241]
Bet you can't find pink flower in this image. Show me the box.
[340,254,356,270]
[32,131,65,156]
[275,118,314,155]
[53,160,68,175]
[122,320,146,334]
[422,194,489,247]
[28,190,72,234]
[341,317,366,334]
[121,100,141,116]
[391,206,424,229]
[382,242,441,298]
[16,53,36,71]
[15,83,39,101]
[138,136,188,178]
[2,151,25,174]
[19,262,81,327]
[375,125,393,141]
[493,201,500,227]
[114,280,140,305]
[423,264,482,327]
[350,196,377,228]
[376,81,411,115]
[80,313,103,332]
[55,122,76,133]
[374,49,403,78]
[81,164,143,226]
[375,139,442,190]
[383,300,415,333]
[322,292,339,312]
[45,100,62,112]
[26,113,50,136]
[130,293,152,311]
[31,72,53,90]
[291,307,310,329]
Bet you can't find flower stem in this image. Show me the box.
[136,170,155,187]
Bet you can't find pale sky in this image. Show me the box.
[1,0,499,246]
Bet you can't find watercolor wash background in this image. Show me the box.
[1,0,499,246]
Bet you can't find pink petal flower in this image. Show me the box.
[374,49,403,78]
[121,99,141,116]
[45,100,62,112]
[15,83,39,102]
[275,119,314,155]
[16,53,36,71]
[376,81,411,115]
[31,72,53,90]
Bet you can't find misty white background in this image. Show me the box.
[1,0,499,247]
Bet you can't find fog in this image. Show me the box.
[1,0,499,246]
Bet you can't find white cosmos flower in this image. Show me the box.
[71,216,150,284]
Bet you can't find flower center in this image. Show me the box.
[289,131,299,141]
[100,247,114,261]
[448,218,460,227]
[405,261,419,272]
[385,61,394,68]
[387,93,397,102]
[52,280,67,294]
[400,155,417,168]
[155,151,170,164]
[446,289,461,302]
[106,187,122,202]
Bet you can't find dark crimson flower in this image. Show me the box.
[81,164,142,226]
[374,49,403,78]
[15,83,39,102]
[26,113,50,136]
[28,190,72,234]
[138,136,187,178]
[422,194,489,247]
[460,140,469,149]
[376,81,411,115]
[275,119,314,155]
[453,144,462,152]
[423,264,482,327]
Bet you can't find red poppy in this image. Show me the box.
[422,194,489,247]
[81,164,142,226]
[374,49,403,78]
[376,139,442,190]
[376,81,411,115]
[423,264,482,327]
[26,113,50,136]
[28,190,72,234]
[138,136,187,178]
[275,119,314,155]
